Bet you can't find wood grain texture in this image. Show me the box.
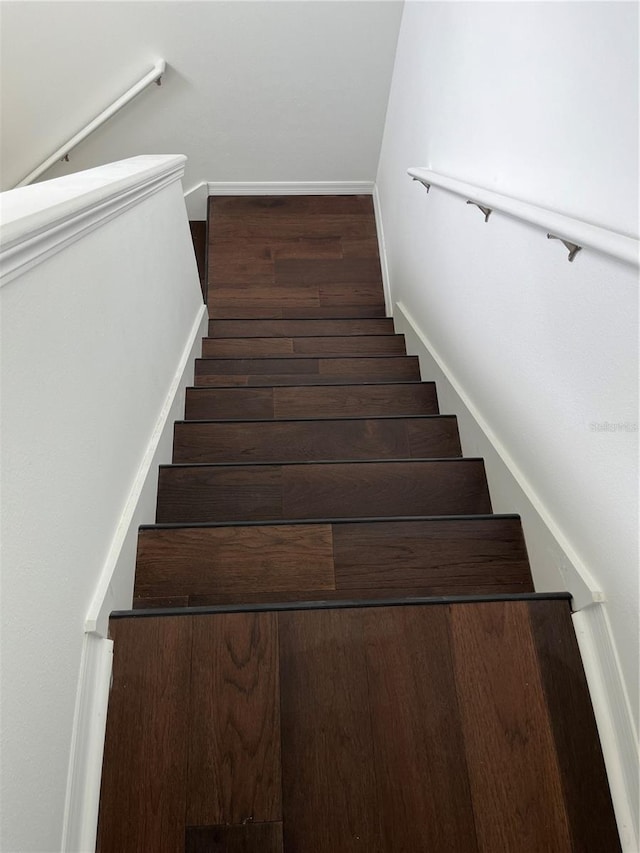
[135,517,532,603]
[278,608,385,853]
[188,613,282,825]
[528,600,621,851]
[97,616,192,853]
[208,304,387,319]
[194,356,421,386]
[281,460,492,520]
[172,416,461,464]
[201,335,406,358]
[207,197,385,318]
[272,383,438,420]
[186,387,275,420]
[361,606,479,851]
[333,518,532,592]
[450,602,572,852]
[135,524,334,598]
[156,460,492,524]
[186,823,283,853]
[185,383,438,421]
[208,318,395,337]
[156,464,284,524]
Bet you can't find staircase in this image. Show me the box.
[96,196,620,852]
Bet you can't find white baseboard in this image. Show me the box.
[62,303,207,851]
[61,633,113,853]
[573,606,639,852]
[393,299,638,850]
[207,180,375,196]
[85,303,208,635]
[183,181,209,220]
[372,185,392,317]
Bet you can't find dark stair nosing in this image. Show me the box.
[112,591,572,619]
[186,379,427,389]
[139,512,523,531]
[174,414,455,426]
[158,456,484,470]
[207,315,391,321]
[203,333,403,340]
[197,353,411,360]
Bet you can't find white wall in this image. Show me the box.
[377,0,638,782]
[0,157,205,851]
[0,0,403,194]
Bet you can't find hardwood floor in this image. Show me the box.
[97,195,620,852]
[98,601,620,853]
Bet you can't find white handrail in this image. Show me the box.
[15,60,166,189]
[408,167,639,268]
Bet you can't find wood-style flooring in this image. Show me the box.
[98,601,619,853]
[98,196,620,852]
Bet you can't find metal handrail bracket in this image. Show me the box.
[408,167,638,267]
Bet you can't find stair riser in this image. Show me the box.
[156,460,492,524]
[172,417,461,464]
[194,356,420,387]
[184,383,439,420]
[134,517,532,604]
[208,305,387,319]
[201,335,406,358]
[208,318,396,337]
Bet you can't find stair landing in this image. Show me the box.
[97,598,619,853]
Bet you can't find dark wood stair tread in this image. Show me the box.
[172,415,461,464]
[184,382,438,420]
[98,599,620,852]
[156,458,492,524]
[201,334,406,358]
[194,355,420,386]
[208,318,396,337]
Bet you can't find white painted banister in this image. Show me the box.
[408,167,639,267]
[15,60,166,188]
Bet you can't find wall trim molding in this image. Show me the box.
[372,184,392,316]
[0,155,186,287]
[207,180,375,196]
[85,303,208,635]
[573,606,639,852]
[61,633,113,853]
[183,180,209,220]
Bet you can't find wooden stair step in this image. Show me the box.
[184,382,439,420]
[156,459,492,524]
[208,304,387,319]
[201,334,406,358]
[98,599,620,853]
[133,516,533,605]
[194,355,420,386]
[172,415,461,464]
[208,318,396,337]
